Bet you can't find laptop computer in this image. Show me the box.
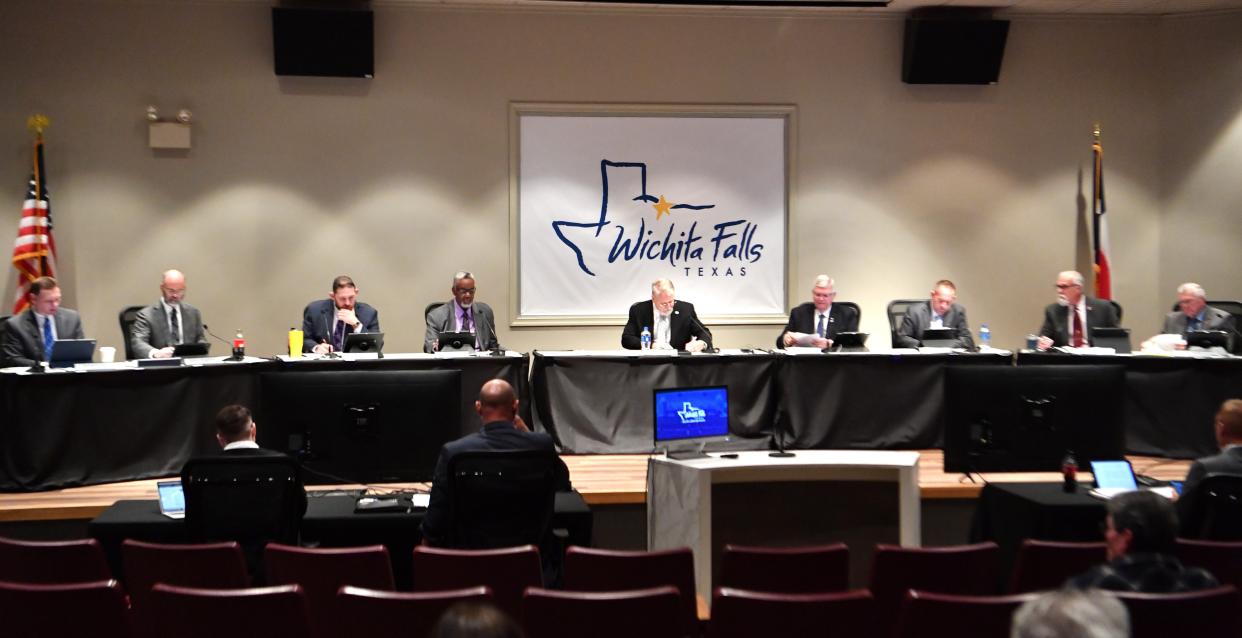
[172,342,210,357]
[48,339,96,368]
[156,480,186,519]
[920,328,960,349]
[1090,327,1132,354]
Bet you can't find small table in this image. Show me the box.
[971,482,1107,580]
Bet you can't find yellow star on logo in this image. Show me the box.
[653,195,674,219]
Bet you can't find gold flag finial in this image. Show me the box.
[1093,123,1101,143]
[26,114,50,137]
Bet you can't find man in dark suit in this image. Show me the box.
[301,275,380,354]
[1162,282,1237,343]
[1,276,85,367]
[620,278,711,352]
[895,279,976,350]
[776,274,858,349]
[1176,399,1242,526]
[424,271,501,353]
[420,379,570,547]
[1036,270,1120,350]
[129,269,207,359]
[207,404,307,516]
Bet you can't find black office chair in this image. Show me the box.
[1107,299,1123,323]
[424,302,445,320]
[1181,474,1242,541]
[447,449,559,550]
[835,301,861,326]
[886,299,924,348]
[119,305,144,360]
[181,455,305,573]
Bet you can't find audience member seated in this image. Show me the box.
[430,601,525,638]
[1066,490,1218,593]
[420,379,570,548]
[1010,589,1129,638]
[1177,398,1242,533]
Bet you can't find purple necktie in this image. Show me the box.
[332,320,346,351]
[462,309,473,332]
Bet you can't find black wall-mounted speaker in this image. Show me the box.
[272,7,374,79]
[902,16,1009,85]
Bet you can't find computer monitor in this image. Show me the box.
[1090,327,1132,353]
[943,365,1125,474]
[653,385,730,460]
[259,369,461,483]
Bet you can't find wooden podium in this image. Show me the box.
[647,450,921,601]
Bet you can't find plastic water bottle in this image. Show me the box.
[640,326,652,350]
[979,324,991,350]
[1062,451,1078,493]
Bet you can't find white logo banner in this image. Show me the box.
[516,110,788,323]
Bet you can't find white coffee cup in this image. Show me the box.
[99,346,116,363]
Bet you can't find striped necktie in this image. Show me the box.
[43,316,54,361]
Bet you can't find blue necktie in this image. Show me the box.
[816,313,826,338]
[42,316,54,361]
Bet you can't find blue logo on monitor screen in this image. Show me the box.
[655,387,728,442]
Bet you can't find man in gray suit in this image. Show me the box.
[1162,282,1236,339]
[2,276,85,367]
[130,269,206,359]
[424,271,500,353]
[895,279,975,350]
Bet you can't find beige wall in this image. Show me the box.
[0,0,1233,356]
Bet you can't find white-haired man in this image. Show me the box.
[425,271,500,353]
[777,275,858,349]
[1036,270,1119,350]
[1163,282,1236,337]
[621,279,711,352]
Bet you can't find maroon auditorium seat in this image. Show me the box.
[1008,540,1107,593]
[563,546,699,638]
[1114,585,1242,638]
[264,543,395,638]
[149,583,312,638]
[412,545,541,621]
[707,587,875,638]
[336,585,492,638]
[122,539,250,638]
[0,535,111,584]
[523,586,682,638]
[720,543,850,594]
[868,542,1000,635]
[0,579,133,638]
[894,590,1040,638]
[1176,538,1242,589]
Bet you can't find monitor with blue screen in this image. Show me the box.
[654,385,729,459]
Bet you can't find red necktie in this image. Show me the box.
[1072,307,1085,347]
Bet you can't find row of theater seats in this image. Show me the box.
[1,536,1241,638]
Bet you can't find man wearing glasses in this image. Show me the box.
[424,271,500,353]
[1036,270,1119,350]
[777,274,858,349]
[130,269,206,359]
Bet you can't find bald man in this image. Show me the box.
[129,269,206,359]
[420,379,570,548]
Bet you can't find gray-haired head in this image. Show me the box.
[1177,282,1207,299]
[1058,271,1085,286]
[453,271,474,286]
[812,275,835,291]
[651,278,675,295]
[1011,589,1128,638]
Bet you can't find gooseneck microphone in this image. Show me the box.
[686,312,719,354]
[474,305,504,356]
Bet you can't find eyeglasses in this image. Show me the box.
[1055,283,1080,290]
[454,288,476,294]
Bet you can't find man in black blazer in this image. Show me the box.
[621,278,712,352]
[895,279,975,350]
[2,276,85,367]
[1176,399,1242,527]
[1037,270,1120,350]
[301,275,380,354]
[420,379,570,548]
[777,275,858,349]
[130,269,207,359]
[207,404,307,516]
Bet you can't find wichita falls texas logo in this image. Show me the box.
[551,160,764,277]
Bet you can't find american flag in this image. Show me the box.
[11,132,57,313]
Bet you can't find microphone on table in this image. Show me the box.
[475,307,504,356]
[686,313,719,354]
